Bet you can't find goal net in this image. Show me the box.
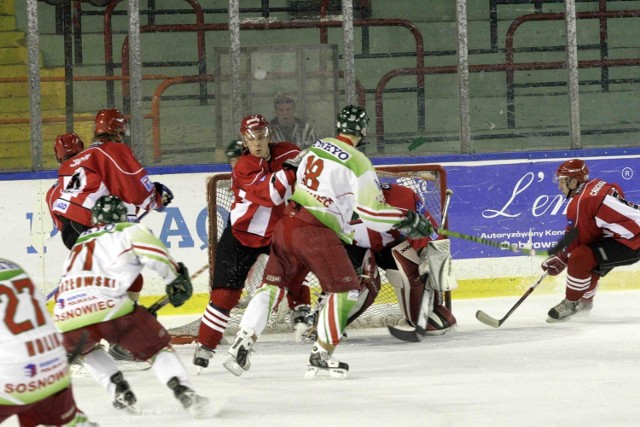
[168,164,448,342]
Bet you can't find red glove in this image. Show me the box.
[541,252,568,276]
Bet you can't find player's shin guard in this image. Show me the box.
[316,290,359,345]
[81,345,121,393]
[305,290,358,379]
[223,284,286,376]
[151,347,191,388]
[194,289,242,369]
[346,249,380,326]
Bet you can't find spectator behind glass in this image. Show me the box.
[270,93,317,149]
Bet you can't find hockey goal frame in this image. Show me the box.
[206,164,450,326]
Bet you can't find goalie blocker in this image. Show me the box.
[387,240,457,339]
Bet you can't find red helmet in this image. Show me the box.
[555,159,589,183]
[240,114,270,139]
[54,133,84,163]
[94,109,127,138]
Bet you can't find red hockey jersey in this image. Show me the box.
[45,181,64,230]
[50,142,161,227]
[230,142,300,247]
[352,183,436,252]
[566,178,640,251]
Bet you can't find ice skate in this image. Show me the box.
[578,296,593,312]
[110,371,140,414]
[68,410,99,427]
[192,343,214,373]
[223,327,255,376]
[547,298,580,322]
[167,377,212,419]
[304,343,348,379]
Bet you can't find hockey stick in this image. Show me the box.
[475,272,548,328]
[436,226,577,258]
[388,189,454,343]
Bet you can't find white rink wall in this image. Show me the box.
[3,152,640,303]
[0,172,211,299]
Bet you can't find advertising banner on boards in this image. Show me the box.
[2,155,640,294]
[445,157,640,259]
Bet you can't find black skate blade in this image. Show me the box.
[387,324,426,342]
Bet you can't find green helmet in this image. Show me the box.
[91,195,128,225]
[225,139,243,160]
[336,105,369,137]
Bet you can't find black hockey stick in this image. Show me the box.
[437,226,577,257]
[475,272,548,328]
[388,189,454,343]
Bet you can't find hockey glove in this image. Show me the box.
[395,210,435,239]
[282,149,308,170]
[541,252,568,276]
[154,182,174,209]
[166,262,193,307]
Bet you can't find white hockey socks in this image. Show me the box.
[82,346,120,395]
[152,347,192,389]
[316,290,359,345]
[239,284,286,338]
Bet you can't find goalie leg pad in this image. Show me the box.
[390,241,428,326]
[426,303,457,335]
[426,239,458,292]
[346,249,381,325]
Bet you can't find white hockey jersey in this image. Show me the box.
[53,222,180,332]
[290,136,409,244]
[0,259,70,405]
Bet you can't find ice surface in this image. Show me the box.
[6,290,640,426]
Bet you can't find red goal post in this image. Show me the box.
[168,164,449,341]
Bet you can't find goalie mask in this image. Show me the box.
[54,132,84,164]
[91,195,128,225]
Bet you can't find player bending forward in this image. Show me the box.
[192,115,311,370]
[0,259,98,427]
[50,109,173,249]
[223,105,436,379]
[543,159,640,322]
[53,196,211,418]
[344,183,457,338]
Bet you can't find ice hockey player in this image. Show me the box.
[50,109,173,249]
[225,139,243,168]
[223,105,437,379]
[344,183,457,338]
[53,195,211,418]
[192,114,312,370]
[0,259,98,427]
[543,159,640,322]
[46,132,85,235]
